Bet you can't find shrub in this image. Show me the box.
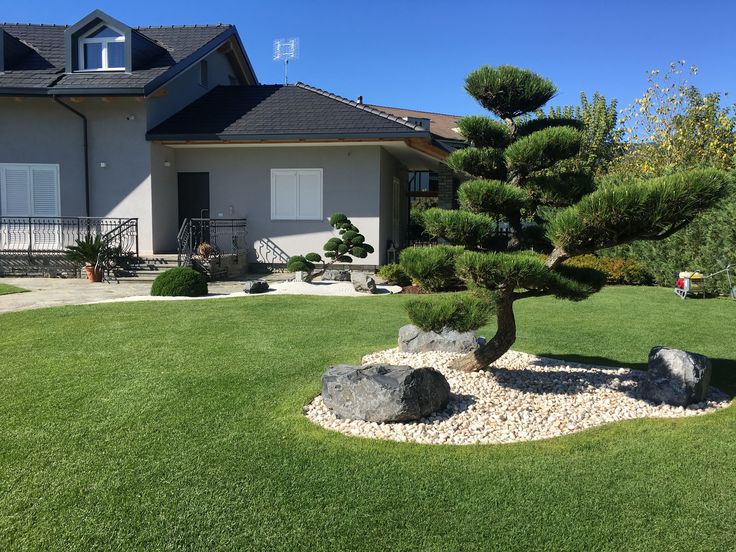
[399,245,465,292]
[150,267,208,297]
[287,213,375,282]
[405,293,494,333]
[564,254,653,285]
[377,263,411,286]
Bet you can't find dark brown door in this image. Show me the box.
[178,172,210,227]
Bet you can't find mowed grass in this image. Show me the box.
[0,283,27,296]
[0,287,734,551]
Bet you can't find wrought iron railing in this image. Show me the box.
[0,216,138,276]
[177,218,247,273]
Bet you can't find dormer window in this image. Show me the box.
[78,25,125,71]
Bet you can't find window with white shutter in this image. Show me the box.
[1,164,60,217]
[270,169,323,221]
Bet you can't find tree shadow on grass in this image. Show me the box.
[534,353,736,397]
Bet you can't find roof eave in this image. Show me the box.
[146,130,432,142]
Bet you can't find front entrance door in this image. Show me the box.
[178,172,210,227]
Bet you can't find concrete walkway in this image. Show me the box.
[0,274,399,314]
[0,276,255,314]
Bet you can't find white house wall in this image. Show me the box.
[0,97,86,216]
[172,145,386,265]
[0,97,156,252]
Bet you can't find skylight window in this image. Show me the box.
[78,25,125,71]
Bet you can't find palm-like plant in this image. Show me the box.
[65,235,108,267]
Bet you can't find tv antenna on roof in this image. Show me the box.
[273,38,299,84]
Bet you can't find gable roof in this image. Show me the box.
[367,104,465,142]
[147,83,431,142]
[0,14,256,95]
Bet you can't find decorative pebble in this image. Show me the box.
[304,348,732,445]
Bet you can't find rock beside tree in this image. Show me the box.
[321,364,450,422]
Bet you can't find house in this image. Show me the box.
[0,9,461,275]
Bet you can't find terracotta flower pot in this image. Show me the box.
[84,264,103,283]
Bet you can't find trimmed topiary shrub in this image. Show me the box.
[563,254,653,285]
[287,213,375,282]
[377,263,411,286]
[405,293,494,333]
[150,267,208,297]
[399,245,465,292]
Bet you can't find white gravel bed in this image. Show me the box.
[92,280,402,304]
[304,348,732,445]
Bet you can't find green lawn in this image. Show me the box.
[0,283,27,296]
[0,287,734,551]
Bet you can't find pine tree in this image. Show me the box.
[407,65,730,372]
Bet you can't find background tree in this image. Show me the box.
[537,92,621,175]
[605,61,736,290]
[610,61,736,176]
[287,213,374,282]
[402,65,730,372]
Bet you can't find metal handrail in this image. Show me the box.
[177,217,248,274]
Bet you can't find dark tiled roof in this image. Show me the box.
[0,23,233,93]
[147,83,430,141]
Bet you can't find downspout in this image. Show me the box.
[53,96,90,216]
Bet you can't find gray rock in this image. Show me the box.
[321,364,450,422]
[322,269,351,281]
[351,272,376,293]
[243,280,269,294]
[398,324,479,354]
[641,346,712,406]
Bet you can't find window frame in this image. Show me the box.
[270,168,323,221]
[199,60,209,88]
[0,163,61,217]
[77,23,126,72]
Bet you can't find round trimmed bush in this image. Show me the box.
[150,267,208,297]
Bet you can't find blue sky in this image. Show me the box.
[5,0,735,116]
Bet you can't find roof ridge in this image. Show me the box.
[0,23,68,28]
[294,82,426,132]
[368,103,463,118]
[135,24,231,29]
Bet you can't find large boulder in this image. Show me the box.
[398,324,479,354]
[321,364,450,422]
[322,269,351,281]
[351,272,376,293]
[243,280,269,294]
[641,346,712,406]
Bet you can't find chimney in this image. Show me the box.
[356,95,363,105]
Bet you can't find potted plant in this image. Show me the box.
[65,235,108,282]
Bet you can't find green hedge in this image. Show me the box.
[405,293,494,333]
[606,186,736,290]
[564,254,652,285]
[150,267,208,297]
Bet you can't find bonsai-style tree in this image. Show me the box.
[411,65,730,372]
[287,213,375,282]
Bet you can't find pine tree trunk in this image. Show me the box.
[506,214,524,250]
[448,292,517,372]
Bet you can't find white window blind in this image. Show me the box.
[0,164,60,217]
[271,169,323,220]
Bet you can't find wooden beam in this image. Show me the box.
[405,138,449,161]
